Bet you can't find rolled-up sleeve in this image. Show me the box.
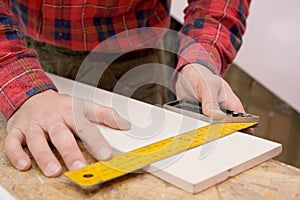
[0,1,57,119]
[176,0,251,76]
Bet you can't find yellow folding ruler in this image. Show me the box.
[64,120,258,190]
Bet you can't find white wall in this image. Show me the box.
[171,0,300,113]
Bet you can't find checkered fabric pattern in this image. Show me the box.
[0,0,250,119]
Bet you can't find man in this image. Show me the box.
[0,0,250,177]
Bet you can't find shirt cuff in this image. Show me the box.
[0,57,57,119]
[173,43,222,85]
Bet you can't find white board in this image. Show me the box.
[0,186,16,200]
[47,73,282,193]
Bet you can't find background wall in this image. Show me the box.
[234,0,300,113]
[223,65,300,168]
[226,0,300,167]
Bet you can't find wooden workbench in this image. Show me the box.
[0,117,299,200]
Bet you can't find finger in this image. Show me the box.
[25,124,62,177]
[69,115,112,161]
[83,100,131,130]
[180,64,225,119]
[218,81,245,113]
[4,128,31,171]
[219,82,254,135]
[45,121,87,171]
[241,127,255,135]
[199,79,226,119]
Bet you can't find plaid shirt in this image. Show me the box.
[0,0,250,119]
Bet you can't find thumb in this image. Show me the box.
[83,100,131,130]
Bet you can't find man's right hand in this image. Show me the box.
[4,90,131,177]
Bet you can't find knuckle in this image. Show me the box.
[23,124,43,141]
[93,106,112,123]
[75,122,90,136]
[34,150,52,163]
[60,149,78,161]
[3,135,13,150]
[64,106,74,115]
[47,122,66,137]
[107,108,117,117]
[6,153,25,169]
[75,119,88,135]
[27,123,41,133]
[103,109,118,124]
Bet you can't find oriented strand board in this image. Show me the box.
[47,73,282,193]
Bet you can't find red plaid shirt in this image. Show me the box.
[0,0,250,119]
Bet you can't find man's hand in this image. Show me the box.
[175,63,253,134]
[4,90,131,177]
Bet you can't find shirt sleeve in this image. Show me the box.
[175,0,251,76]
[0,1,57,119]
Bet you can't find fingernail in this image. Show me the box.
[17,159,28,170]
[45,162,61,177]
[72,160,86,170]
[98,147,112,160]
[116,116,131,130]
